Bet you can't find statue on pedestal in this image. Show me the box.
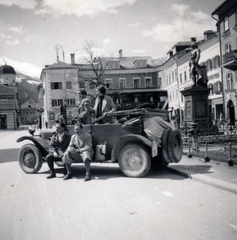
[189,42,208,87]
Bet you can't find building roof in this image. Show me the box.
[212,0,235,16]
[101,56,154,68]
[0,64,16,75]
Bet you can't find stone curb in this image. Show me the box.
[167,165,237,195]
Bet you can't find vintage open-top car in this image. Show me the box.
[17,108,183,178]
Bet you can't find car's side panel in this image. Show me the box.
[111,134,152,162]
[90,123,143,160]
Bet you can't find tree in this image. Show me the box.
[78,40,109,87]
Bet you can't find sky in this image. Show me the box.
[0,0,225,79]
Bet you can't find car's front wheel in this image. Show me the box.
[119,143,151,177]
[18,144,43,173]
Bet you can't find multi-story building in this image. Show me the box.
[40,60,80,128]
[40,50,167,128]
[0,64,19,129]
[161,42,192,120]
[212,0,237,125]
[99,50,167,110]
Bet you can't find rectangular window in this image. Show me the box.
[51,82,62,90]
[157,77,162,87]
[180,73,182,83]
[226,73,233,90]
[119,78,125,89]
[52,99,63,107]
[105,79,112,89]
[224,16,229,32]
[79,81,85,89]
[89,83,96,89]
[225,42,231,54]
[66,81,72,89]
[134,78,139,88]
[145,78,151,88]
[67,99,76,106]
[184,71,187,81]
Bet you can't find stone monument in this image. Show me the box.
[180,41,210,124]
[180,41,211,152]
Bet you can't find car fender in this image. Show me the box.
[111,134,152,162]
[17,136,49,157]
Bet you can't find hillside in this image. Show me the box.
[16,73,41,105]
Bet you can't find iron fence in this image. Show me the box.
[180,120,237,166]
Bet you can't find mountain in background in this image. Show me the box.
[16,72,41,106]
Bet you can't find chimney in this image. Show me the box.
[70,53,75,65]
[119,49,122,58]
[204,30,216,41]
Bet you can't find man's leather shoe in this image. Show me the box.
[46,173,56,179]
[84,174,91,181]
[63,174,72,180]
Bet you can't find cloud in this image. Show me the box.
[128,22,141,29]
[0,0,37,9]
[5,39,20,46]
[132,49,147,54]
[9,25,24,34]
[35,0,138,16]
[103,38,111,44]
[143,3,215,43]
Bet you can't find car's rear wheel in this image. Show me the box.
[18,144,43,173]
[119,143,151,177]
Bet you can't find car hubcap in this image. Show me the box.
[124,150,143,171]
[24,151,36,168]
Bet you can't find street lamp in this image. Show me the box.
[54,44,67,123]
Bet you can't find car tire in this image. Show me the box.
[162,128,183,163]
[119,143,151,177]
[150,152,169,171]
[161,129,173,163]
[18,144,43,173]
[167,128,183,163]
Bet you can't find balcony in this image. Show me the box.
[222,50,237,71]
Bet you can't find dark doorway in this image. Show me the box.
[0,114,7,129]
[227,100,235,125]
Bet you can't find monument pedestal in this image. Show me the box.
[180,86,211,124]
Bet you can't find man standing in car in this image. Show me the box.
[94,85,116,124]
